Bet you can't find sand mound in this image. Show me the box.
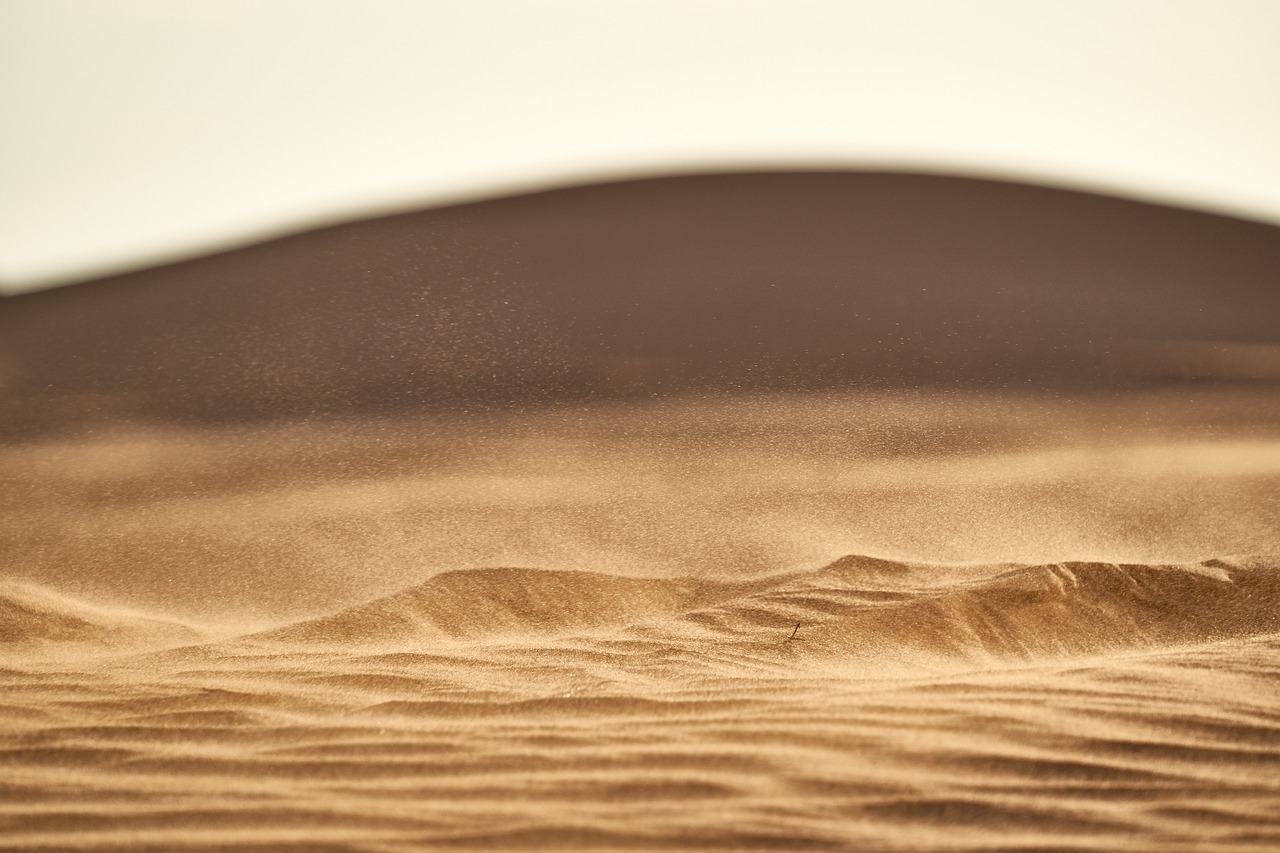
[258,567,771,646]
[0,580,201,652]
[685,554,1280,667]
[250,556,1280,672]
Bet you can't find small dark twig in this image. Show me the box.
[784,622,801,643]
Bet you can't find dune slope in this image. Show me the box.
[681,554,1280,665]
[255,568,773,646]
[0,580,202,652]
[240,556,1280,677]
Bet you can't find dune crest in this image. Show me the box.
[245,556,1280,673]
[256,567,771,646]
[698,554,1280,668]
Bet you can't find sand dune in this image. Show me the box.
[697,554,1280,668]
[8,554,1280,672]
[4,173,1280,431]
[240,556,1280,676]
[256,568,772,647]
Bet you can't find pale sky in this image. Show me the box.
[2,0,1279,293]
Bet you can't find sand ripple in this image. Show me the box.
[2,557,1279,851]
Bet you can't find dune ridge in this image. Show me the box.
[229,555,1280,675]
[687,554,1280,669]
[254,568,771,647]
[10,555,1276,674]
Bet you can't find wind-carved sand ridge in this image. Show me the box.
[3,554,1280,851]
[238,555,1280,671]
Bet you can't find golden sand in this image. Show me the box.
[2,388,1279,851]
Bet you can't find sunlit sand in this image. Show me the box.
[3,388,1278,850]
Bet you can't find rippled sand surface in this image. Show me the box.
[3,389,1279,851]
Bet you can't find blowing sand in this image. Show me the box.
[2,388,1279,851]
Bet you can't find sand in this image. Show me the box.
[2,388,1279,851]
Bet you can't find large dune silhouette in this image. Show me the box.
[2,172,1279,433]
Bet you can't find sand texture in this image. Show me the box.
[2,389,1280,851]
[2,558,1280,851]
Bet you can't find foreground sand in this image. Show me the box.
[3,556,1280,851]
[2,389,1279,850]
